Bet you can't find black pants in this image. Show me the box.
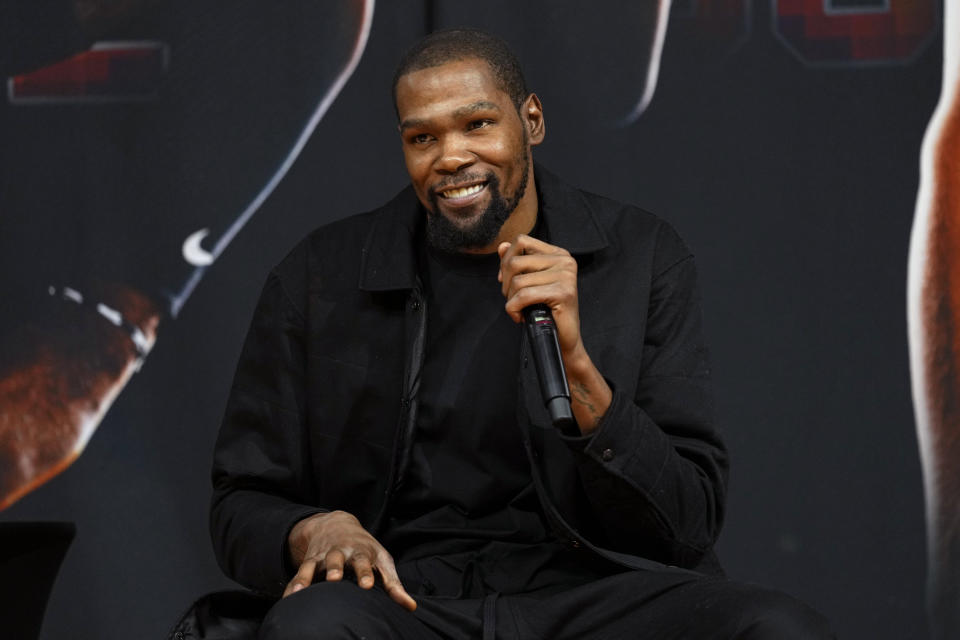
[258,566,834,639]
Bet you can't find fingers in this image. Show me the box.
[500,253,575,289]
[376,552,417,611]
[500,254,573,290]
[499,237,578,323]
[498,235,582,353]
[503,268,575,302]
[283,557,318,598]
[499,234,558,258]
[504,281,571,322]
[352,552,375,589]
[283,512,416,611]
[283,546,417,612]
[499,235,574,286]
[324,548,346,581]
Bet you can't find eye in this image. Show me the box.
[467,118,493,131]
[408,132,434,145]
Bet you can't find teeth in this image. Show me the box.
[441,183,484,199]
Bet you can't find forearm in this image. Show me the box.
[567,254,726,563]
[209,265,317,594]
[570,376,726,565]
[563,344,612,435]
[210,486,325,596]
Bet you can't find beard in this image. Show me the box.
[424,157,530,254]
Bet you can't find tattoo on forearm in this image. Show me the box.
[572,381,602,428]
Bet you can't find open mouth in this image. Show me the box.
[437,181,488,201]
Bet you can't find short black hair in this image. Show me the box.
[392,28,528,117]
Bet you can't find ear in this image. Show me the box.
[522,93,545,146]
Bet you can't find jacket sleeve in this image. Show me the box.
[566,233,727,569]
[209,268,325,597]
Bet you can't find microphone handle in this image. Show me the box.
[522,304,576,430]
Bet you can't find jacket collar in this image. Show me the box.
[358,164,609,291]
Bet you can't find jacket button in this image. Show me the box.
[411,300,421,311]
[601,448,614,461]
[570,539,581,548]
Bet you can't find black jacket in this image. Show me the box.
[210,167,728,597]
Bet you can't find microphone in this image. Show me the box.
[523,304,576,430]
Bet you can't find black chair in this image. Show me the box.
[0,521,75,640]
[168,590,274,640]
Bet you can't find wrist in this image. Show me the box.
[562,341,595,381]
[561,344,612,435]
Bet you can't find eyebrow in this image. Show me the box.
[399,100,502,132]
[453,100,500,119]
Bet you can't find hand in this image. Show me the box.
[497,234,583,357]
[283,510,416,611]
[498,234,612,433]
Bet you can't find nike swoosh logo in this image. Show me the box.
[182,228,214,266]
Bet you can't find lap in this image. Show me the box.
[504,569,834,639]
[258,569,834,640]
[258,581,443,640]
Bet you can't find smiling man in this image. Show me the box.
[398,57,538,255]
[210,29,833,639]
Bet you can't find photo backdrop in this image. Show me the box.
[0,1,944,638]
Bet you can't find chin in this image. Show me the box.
[433,202,481,226]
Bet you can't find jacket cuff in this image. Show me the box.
[563,382,673,493]
[237,503,326,597]
[557,376,619,450]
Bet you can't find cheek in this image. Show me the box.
[486,138,513,162]
[403,154,429,193]
[402,153,431,202]
[403,152,430,184]
[493,141,524,183]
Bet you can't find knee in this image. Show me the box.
[258,582,388,640]
[735,591,835,640]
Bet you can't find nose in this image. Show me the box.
[435,134,474,174]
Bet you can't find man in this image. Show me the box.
[211,29,833,638]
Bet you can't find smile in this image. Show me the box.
[438,182,487,200]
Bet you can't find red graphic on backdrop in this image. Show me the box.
[773,0,937,65]
[673,0,751,54]
[9,42,168,103]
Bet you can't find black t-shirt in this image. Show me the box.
[382,232,620,598]
[383,244,551,562]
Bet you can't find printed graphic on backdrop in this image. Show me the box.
[672,0,752,58]
[0,0,373,510]
[430,0,670,127]
[909,2,960,638]
[672,0,938,66]
[0,1,948,637]
[772,0,937,66]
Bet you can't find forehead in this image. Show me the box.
[395,58,511,122]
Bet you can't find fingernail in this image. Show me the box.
[292,583,303,593]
